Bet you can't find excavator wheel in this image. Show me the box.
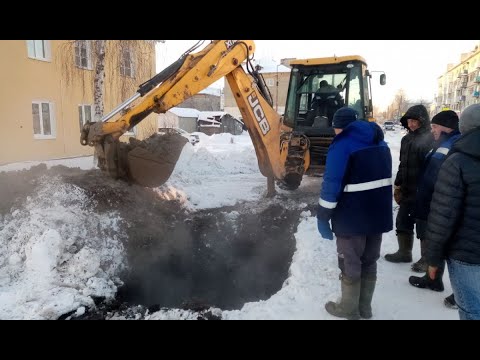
[278,173,302,191]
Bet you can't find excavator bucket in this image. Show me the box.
[100,133,188,187]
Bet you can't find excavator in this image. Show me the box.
[80,40,385,196]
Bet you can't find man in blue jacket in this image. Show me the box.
[408,110,461,297]
[317,107,393,319]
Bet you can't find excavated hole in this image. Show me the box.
[117,204,300,311]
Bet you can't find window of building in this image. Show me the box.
[32,101,55,139]
[266,78,275,87]
[26,40,51,61]
[75,40,92,69]
[78,104,93,131]
[120,48,135,77]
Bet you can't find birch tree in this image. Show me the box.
[93,40,106,121]
[59,40,164,121]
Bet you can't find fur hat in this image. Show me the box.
[459,104,480,134]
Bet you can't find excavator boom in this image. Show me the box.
[81,40,310,193]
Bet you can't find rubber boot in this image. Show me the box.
[409,267,444,292]
[359,274,376,319]
[444,293,458,309]
[411,240,428,272]
[384,233,413,263]
[325,275,361,320]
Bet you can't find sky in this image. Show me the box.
[0,130,458,320]
[156,40,479,111]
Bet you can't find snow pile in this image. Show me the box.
[155,132,266,209]
[0,176,126,320]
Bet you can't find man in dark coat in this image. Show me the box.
[385,105,434,264]
[317,107,393,319]
[408,110,461,292]
[424,104,480,320]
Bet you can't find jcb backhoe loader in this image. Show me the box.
[80,40,385,196]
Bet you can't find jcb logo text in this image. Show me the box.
[247,92,270,136]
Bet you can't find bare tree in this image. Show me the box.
[386,89,409,120]
[94,40,106,120]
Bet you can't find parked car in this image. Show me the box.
[158,127,200,145]
[383,121,395,131]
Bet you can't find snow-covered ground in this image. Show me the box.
[0,129,457,320]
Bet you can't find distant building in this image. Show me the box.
[158,108,243,136]
[176,87,222,111]
[223,58,291,118]
[158,107,200,133]
[220,114,244,135]
[435,41,480,114]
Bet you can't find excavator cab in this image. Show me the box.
[283,56,382,173]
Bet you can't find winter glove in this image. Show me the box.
[394,185,402,205]
[317,218,334,240]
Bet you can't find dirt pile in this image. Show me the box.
[126,133,188,187]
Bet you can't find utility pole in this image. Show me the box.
[276,64,280,112]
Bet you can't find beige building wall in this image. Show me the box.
[223,71,290,117]
[0,40,156,165]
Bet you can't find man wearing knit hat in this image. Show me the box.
[421,104,480,319]
[385,105,434,264]
[408,110,461,298]
[317,107,393,319]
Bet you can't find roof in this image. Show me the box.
[241,58,291,74]
[290,55,367,66]
[255,59,291,73]
[198,118,222,127]
[198,111,226,121]
[199,87,222,96]
[168,107,201,118]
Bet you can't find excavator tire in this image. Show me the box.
[278,173,302,191]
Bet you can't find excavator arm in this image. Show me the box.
[225,68,310,194]
[80,40,310,194]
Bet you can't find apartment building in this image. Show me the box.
[0,40,157,164]
[435,41,480,114]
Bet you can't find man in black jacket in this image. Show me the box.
[385,105,434,264]
[425,104,480,320]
